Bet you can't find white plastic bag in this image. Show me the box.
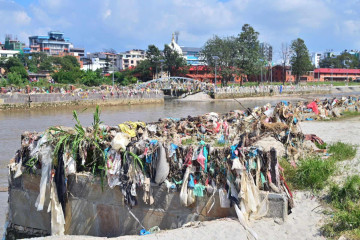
[179,167,190,206]
[219,188,231,208]
[111,132,130,151]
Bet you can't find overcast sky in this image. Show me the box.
[1,0,360,61]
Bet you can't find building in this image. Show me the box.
[69,46,85,57]
[82,57,107,72]
[183,65,244,83]
[82,52,116,72]
[311,52,322,68]
[4,35,25,53]
[181,47,204,66]
[314,68,360,81]
[0,49,19,59]
[270,65,314,82]
[117,49,145,70]
[29,31,71,55]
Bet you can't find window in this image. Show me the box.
[131,60,134,64]
[1,54,7,57]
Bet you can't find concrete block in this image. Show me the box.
[65,198,98,236]
[264,192,288,221]
[9,189,51,232]
[22,173,40,193]
[96,204,121,237]
[8,172,22,190]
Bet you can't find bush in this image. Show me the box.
[282,156,335,191]
[7,72,25,85]
[323,176,360,238]
[328,142,357,162]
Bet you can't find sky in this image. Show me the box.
[1,0,360,61]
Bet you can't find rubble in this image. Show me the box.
[7,95,360,237]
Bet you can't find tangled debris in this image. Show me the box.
[8,96,360,236]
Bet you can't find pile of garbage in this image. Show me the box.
[9,96,360,236]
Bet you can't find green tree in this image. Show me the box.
[7,72,25,85]
[145,45,162,77]
[81,70,103,86]
[290,38,313,83]
[9,66,28,79]
[133,60,152,81]
[236,24,261,78]
[52,69,83,84]
[38,58,53,72]
[202,35,239,86]
[319,51,360,69]
[163,44,188,76]
[61,56,80,71]
[113,70,137,86]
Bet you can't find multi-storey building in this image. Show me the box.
[29,31,71,55]
[69,45,85,57]
[0,49,19,59]
[82,52,117,72]
[4,35,25,53]
[117,49,145,70]
[181,47,204,66]
[311,52,322,68]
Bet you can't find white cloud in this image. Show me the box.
[2,0,360,55]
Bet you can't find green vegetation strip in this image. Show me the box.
[281,141,358,239]
[322,176,360,239]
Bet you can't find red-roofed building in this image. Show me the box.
[314,68,360,81]
[183,65,245,84]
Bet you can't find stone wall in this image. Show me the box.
[0,92,164,110]
[7,170,287,238]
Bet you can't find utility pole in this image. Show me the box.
[212,56,219,89]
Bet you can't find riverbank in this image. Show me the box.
[0,92,164,110]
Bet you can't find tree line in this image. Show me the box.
[1,24,316,87]
[319,51,360,69]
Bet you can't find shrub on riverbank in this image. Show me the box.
[322,176,360,239]
[293,156,336,190]
[282,142,357,191]
[281,141,358,239]
[328,142,357,162]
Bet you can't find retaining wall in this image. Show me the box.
[0,92,164,110]
[6,170,287,238]
[214,86,332,99]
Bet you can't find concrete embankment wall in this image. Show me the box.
[214,86,360,99]
[214,88,332,99]
[0,92,164,110]
[7,170,287,238]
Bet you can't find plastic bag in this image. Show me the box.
[155,143,169,184]
[111,132,130,151]
[219,188,231,208]
[187,189,195,205]
[180,167,190,206]
[197,148,205,169]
